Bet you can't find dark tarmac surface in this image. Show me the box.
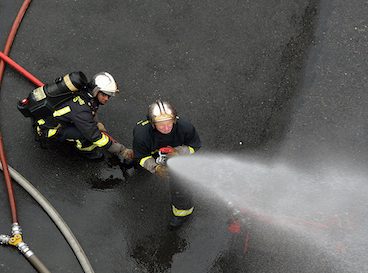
[0,0,367,272]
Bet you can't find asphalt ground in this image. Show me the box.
[0,0,367,272]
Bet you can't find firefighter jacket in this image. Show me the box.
[35,91,112,150]
[133,117,201,173]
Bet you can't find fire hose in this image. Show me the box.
[0,1,95,273]
[0,0,32,85]
[0,160,95,273]
[0,54,95,273]
[0,134,51,273]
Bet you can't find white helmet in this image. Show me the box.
[91,72,119,97]
[148,99,177,124]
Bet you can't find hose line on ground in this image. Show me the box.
[0,133,18,223]
[27,255,52,273]
[0,133,51,273]
[0,162,95,273]
[0,0,31,84]
[1,233,51,273]
[1,2,95,272]
[0,51,95,273]
[0,51,44,86]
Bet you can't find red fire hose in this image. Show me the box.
[0,0,34,226]
[0,0,33,228]
[0,0,32,84]
[0,51,44,86]
[0,134,18,223]
[0,2,96,273]
[0,1,50,273]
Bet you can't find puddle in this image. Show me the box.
[88,155,135,190]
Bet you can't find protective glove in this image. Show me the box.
[173,145,192,155]
[155,164,169,179]
[97,122,107,132]
[120,147,134,160]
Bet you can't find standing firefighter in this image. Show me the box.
[21,71,133,160]
[133,99,201,229]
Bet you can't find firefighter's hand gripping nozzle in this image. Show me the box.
[156,146,175,166]
[155,147,175,179]
[156,151,168,166]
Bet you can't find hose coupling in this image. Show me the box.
[9,233,23,246]
[0,234,10,245]
[11,223,22,235]
[17,241,34,258]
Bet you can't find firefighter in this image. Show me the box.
[34,72,133,160]
[133,99,201,229]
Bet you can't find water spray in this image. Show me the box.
[168,153,368,271]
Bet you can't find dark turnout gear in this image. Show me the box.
[133,116,201,226]
[34,86,128,158]
[133,118,201,171]
[18,71,88,120]
[169,215,191,230]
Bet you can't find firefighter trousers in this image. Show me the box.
[55,126,96,151]
[169,177,194,216]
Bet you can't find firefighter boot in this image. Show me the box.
[168,215,190,230]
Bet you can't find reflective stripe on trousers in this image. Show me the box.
[74,133,109,151]
[75,140,98,151]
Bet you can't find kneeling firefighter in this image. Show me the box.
[133,99,201,229]
[18,71,133,160]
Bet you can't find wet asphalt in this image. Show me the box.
[0,0,367,272]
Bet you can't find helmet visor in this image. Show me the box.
[100,88,119,97]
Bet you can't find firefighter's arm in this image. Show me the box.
[93,114,107,132]
[73,109,133,159]
[133,135,158,173]
[106,140,133,159]
[138,156,167,178]
[69,105,132,159]
[133,146,158,173]
[97,122,107,132]
[73,109,108,145]
[139,156,157,173]
[138,154,168,178]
